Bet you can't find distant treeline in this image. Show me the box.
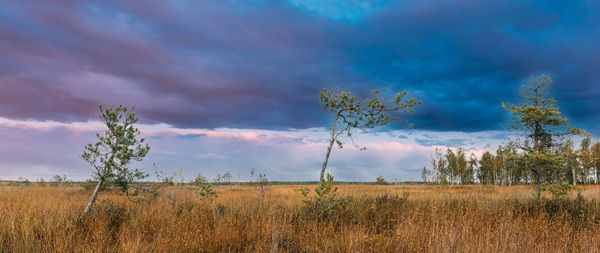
[424,136,600,185]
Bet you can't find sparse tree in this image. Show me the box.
[592,141,600,183]
[503,75,583,199]
[500,141,521,186]
[81,105,150,216]
[318,88,420,180]
[455,148,471,184]
[198,183,217,200]
[222,172,232,184]
[52,174,68,186]
[256,173,268,200]
[467,154,478,184]
[249,168,255,184]
[193,173,208,185]
[432,148,448,184]
[445,148,458,184]
[421,166,429,184]
[479,151,495,185]
[375,175,387,185]
[578,135,593,184]
[562,139,579,185]
[213,173,222,184]
[18,177,30,186]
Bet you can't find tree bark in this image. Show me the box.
[82,179,103,217]
[320,132,336,181]
[568,154,577,186]
[320,111,341,181]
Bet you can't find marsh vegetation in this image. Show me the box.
[2,183,600,252]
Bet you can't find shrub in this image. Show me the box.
[375,175,388,185]
[300,173,353,220]
[545,181,575,199]
[198,183,218,200]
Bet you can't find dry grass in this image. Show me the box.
[1,184,600,252]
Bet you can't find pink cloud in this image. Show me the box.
[0,117,504,181]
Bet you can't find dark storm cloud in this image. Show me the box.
[0,0,598,133]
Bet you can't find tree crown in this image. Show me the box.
[319,88,420,148]
[82,105,150,191]
[503,75,583,152]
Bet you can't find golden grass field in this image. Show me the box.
[1,183,600,252]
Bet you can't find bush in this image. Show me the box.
[193,173,208,185]
[545,181,575,199]
[198,183,218,200]
[375,175,388,185]
[300,173,353,221]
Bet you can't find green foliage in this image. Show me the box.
[192,172,218,200]
[478,151,495,184]
[161,175,175,186]
[36,178,46,187]
[198,183,218,200]
[432,147,476,185]
[300,173,353,219]
[503,75,582,137]
[51,175,70,186]
[432,148,448,184]
[543,181,575,199]
[222,172,232,184]
[503,75,584,198]
[592,141,600,181]
[375,175,387,185]
[318,88,420,180]
[193,173,208,185]
[82,105,150,193]
[53,174,67,183]
[421,166,429,184]
[319,88,420,149]
[17,177,30,186]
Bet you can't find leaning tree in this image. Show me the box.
[318,88,420,180]
[503,75,583,199]
[81,105,150,216]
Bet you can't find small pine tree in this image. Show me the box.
[81,105,150,216]
[319,88,420,180]
[503,75,583,199]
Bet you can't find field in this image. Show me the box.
[1,183,600,252]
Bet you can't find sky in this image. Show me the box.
[0,0,599,182]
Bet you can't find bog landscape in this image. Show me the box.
[1,1,600,252]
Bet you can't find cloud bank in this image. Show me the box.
[0,0,598,133]
[0,117,507,181]
[1,0,598,180]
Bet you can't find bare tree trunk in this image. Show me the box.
[320,112,340,181]
[320,134,336,181]
[568,154,577,186]
[82,179,103,216]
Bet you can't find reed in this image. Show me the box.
[1,184,599,252]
